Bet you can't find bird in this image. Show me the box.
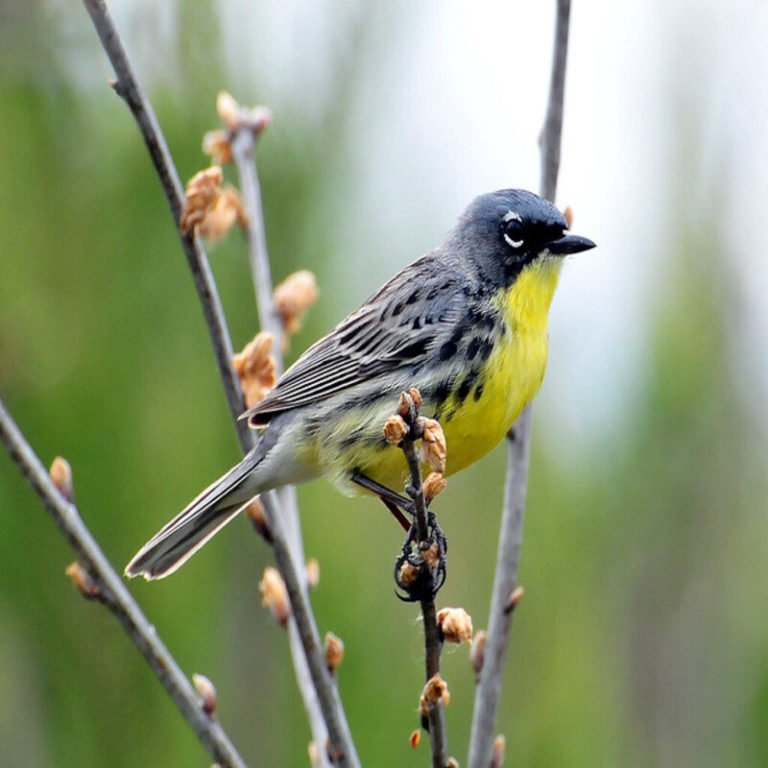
[126,188,595,579]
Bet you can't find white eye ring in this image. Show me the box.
[502,210,524,248]
[504,233,524,248]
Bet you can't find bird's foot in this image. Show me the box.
[394,511,447,602]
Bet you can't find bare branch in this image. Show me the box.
[229,124,285,372]
[82,2,358,762]
[467,2,572,766]
[540,0,572,203]
[82,0,253,453]
[0,401,247,768]
[226,98,358,767]
[258,499,360,768]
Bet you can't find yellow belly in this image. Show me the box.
[351,257,562,492]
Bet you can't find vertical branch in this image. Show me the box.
[540,0,572,202]
[0,402,247,768]
[396,394,449,768]
[230,130,285,370]
[467,2,572,766]
[228,110,357,767]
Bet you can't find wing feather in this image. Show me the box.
[243,254,463,423]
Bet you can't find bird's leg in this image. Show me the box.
[378,497,412,533]
[351,469,413,531]
[352,468,446,599]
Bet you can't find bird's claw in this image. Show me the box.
[394,511,448,602]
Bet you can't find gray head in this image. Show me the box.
[448,189,595,283]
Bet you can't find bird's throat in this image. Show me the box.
[500,256,562,335]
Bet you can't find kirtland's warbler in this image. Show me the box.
[127,189,595,579]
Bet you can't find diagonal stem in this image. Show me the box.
[0,400,248,768]
[399,401,448,768]
[82,3,358,765]
[230,117,358,767]
[82,0,253,453]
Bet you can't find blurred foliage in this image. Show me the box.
[1,3,767,768]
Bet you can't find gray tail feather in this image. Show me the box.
[125,445,265,580]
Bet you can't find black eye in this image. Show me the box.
[502,218,525,249]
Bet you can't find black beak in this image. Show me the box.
[546,233,596,256]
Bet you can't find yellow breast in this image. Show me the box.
[321,257,563,494]
[441,257,562,475]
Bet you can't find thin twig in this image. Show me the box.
[230,130,284,372]
[467,2,572,766]
[230,116,357,767]
[0,401,247,768]
[261,498,360,768]
[539,0,572,203]
[398,397,448,768]
[82,0,253,453]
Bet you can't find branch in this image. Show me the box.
[229,124,285,372]
[82,0,253,453]
[81,3,358,762]
[259,498,360,768]
[226,104,358,767]
[540,0,572,202]
[467,2,572,766]
[393,393,449,768]
[0,401,247,768]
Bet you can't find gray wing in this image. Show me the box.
[243,253,465,424]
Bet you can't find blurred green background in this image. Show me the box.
[1,2,767,767]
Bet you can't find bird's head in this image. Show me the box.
[450,189,595,284]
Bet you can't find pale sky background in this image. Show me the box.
[98,0,768,452]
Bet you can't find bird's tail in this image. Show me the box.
[125,445,266,580]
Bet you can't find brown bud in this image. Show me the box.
[420,418,447,474]
[50,456,74,502]
[202,129,233,165]
[192,673,217,716]
[470,630,487,678]
[216,91,241,131]
[408,387,423,409]
[197,186,246,242]
[397,561,420,589]
[504,586,524,614]
[423,673,450,707]
[259,567,291,628]
[324,632,344,674]
[437,607,473,645]
[244,496,271,542]
[418,694,429,720]
[180,166,223,235]
[233,332,277,408]
[422,472,447,502]
[397,391,413,419]
[491,735,506,768]
[383,414,409,445]
[305,558,320,591]
[65,562,100,600]
[409,730,421,749]
[422,541,441,569]
[563,205,574,229]
[273,270,319,337]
